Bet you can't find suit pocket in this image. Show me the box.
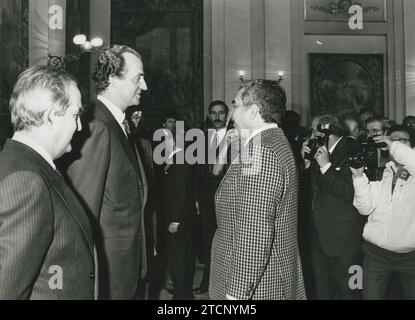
[104,238,133,251]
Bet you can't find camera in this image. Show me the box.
[349,129,386,181]
[304,124,330,161]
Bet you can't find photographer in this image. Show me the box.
[351,125,415,300]
[301,114,364,300]
[350,117,389,182]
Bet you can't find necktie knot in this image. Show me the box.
[123,119,131,136]
[211,131,219,149]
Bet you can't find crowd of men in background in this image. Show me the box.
[125,93,415,299]
[0,43,414,300]
[283,110,415,299]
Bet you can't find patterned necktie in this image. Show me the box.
[392,164,404,195]
[211,131,218,149]
[122,119,131,136]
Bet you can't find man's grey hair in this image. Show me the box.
[9,66,78,132]
[238,79,286,125]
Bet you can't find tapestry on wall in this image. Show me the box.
[309,53,384,119]
[111,0,203,131]
[0,0,29,148]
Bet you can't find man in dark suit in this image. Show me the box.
[162,147,196,300]
[62,45,148,300]
[194,100,230,294]
[0,66,95,299]
[301,114,364,300]
[127,107,158,299]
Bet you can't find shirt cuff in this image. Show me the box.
[320,162,332,174]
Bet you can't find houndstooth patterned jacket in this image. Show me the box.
[209,127,306,300]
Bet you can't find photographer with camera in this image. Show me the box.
[301,114,364,300]
[351,125,415,300]
[348,117,389,182]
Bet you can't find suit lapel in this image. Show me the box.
[329,137,347,168]
[94,100,142,180]
[5,141,95,255]
[51,178,95,255]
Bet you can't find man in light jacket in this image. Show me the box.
[351,125,415,300]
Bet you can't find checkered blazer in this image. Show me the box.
[210,128,306,300]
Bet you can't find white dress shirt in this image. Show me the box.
[353,142,415,253]
[210,126,227,147]
[12,132,56,170]
[97,95,127,137]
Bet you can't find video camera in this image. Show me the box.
[349,129,387,181]
[304,124,330,161]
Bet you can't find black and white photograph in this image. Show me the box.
[1,0,415,311]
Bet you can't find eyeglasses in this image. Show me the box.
[368,129,383,134]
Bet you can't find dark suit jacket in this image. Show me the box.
[62,100,147,300]
[0,140,95,300]
[134,135,156,264]
[163,150,196,227]
[196,130,231,211]
[309,137,364,257]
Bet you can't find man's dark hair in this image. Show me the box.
[318,114,345,137]
[93,45,142,95]
[403,115,415,126]
[208,100,229,115]
[386,124,412,137]
[239,79,286,124]
[282,110,301,126]
[126,105,142,120]
[359,108,375,117]
[161,110,179,125]
[365,116,383,127]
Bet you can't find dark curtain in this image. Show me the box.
[0,0,28,149]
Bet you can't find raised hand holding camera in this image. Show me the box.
[314,146,330,168]
[373,135,393,150]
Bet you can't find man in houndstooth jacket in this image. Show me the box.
[209,80,306,300]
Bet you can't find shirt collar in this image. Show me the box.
[243,123,279,146]
[97,95,126,134]
[12,132,56,170]
[329,136,342,154]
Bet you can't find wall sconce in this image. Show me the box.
[238,70,246,82]
[277,71,284,84]
[48,34,104,69]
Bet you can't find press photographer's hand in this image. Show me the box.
[301,140,311,160]
[301,140,312,169]
[373,135,393,150]
[315,146,330,168]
